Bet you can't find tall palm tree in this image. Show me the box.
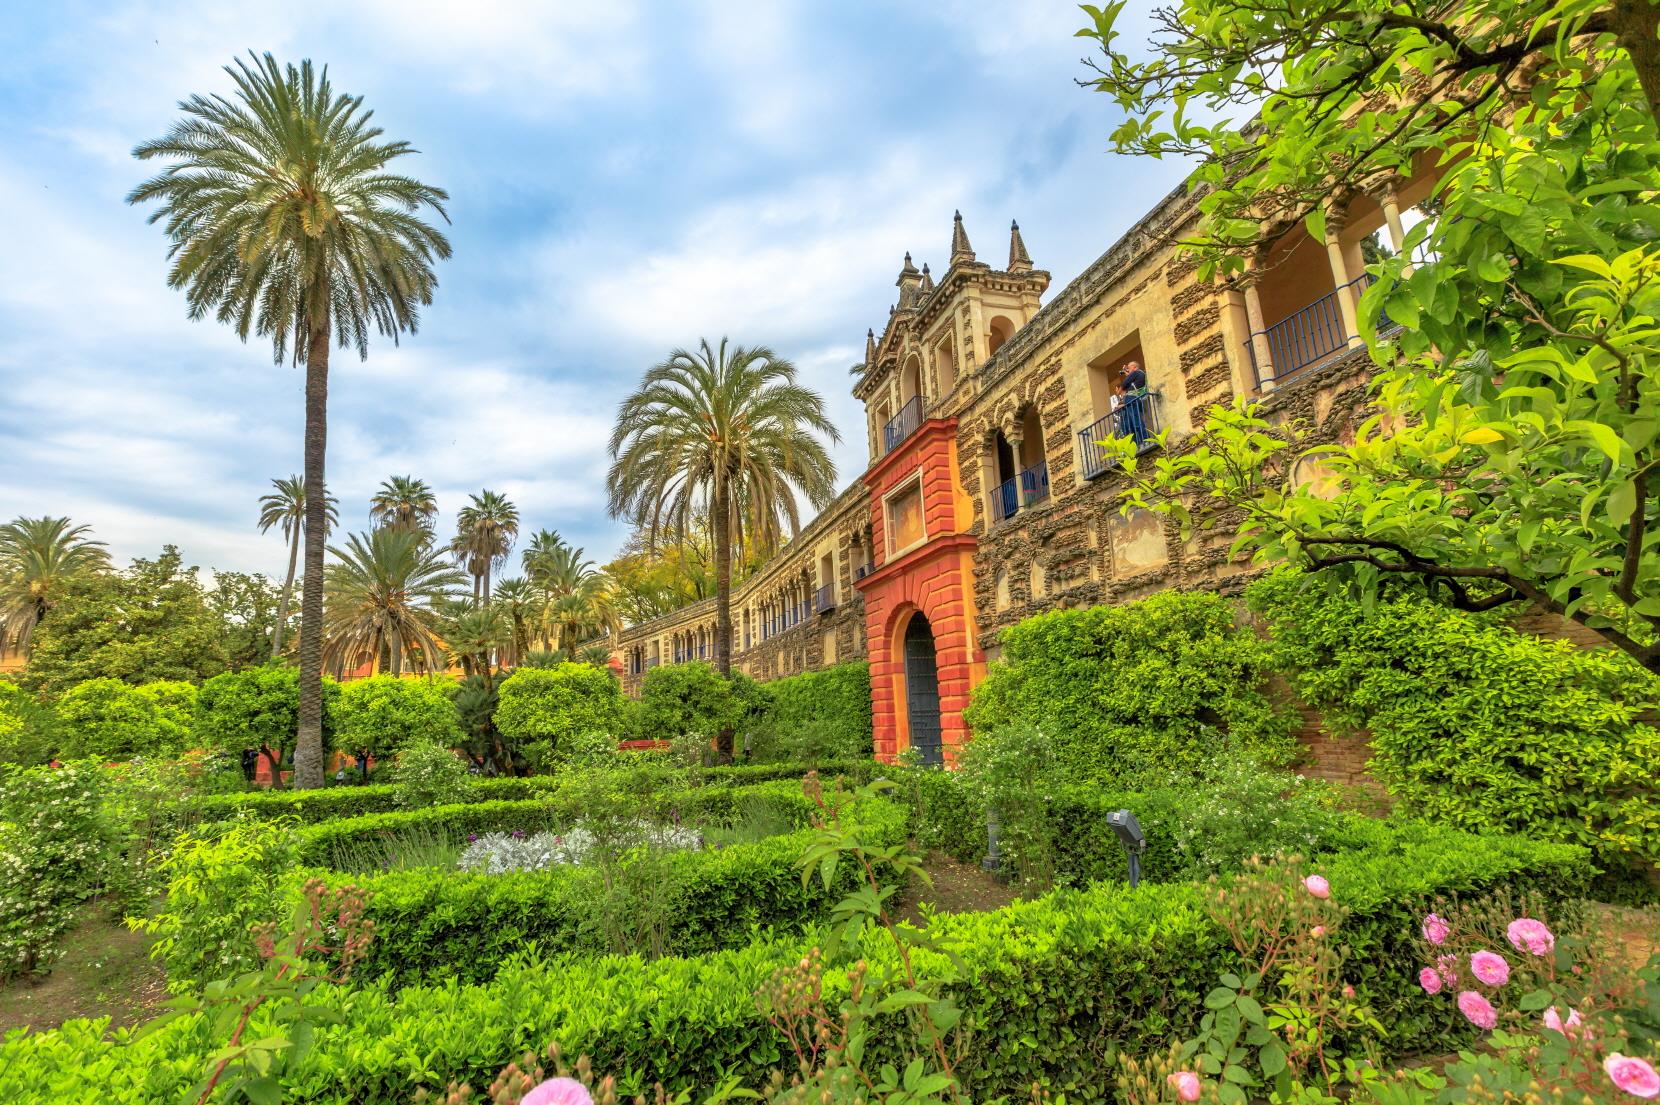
[608,338,838,755]
[491,577,539,667]
[521,529,596,646]
[322,528,467,677]
[369,475,438,542]
[130,53,451,788]
[0,517,111,659]
[549,573,622,653]
[449,491,519,605]
[257,476,339,660]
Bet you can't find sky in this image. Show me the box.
[0,0,1189,582]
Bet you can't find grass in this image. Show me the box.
[329,823,467,874]
[0,907,166,1035]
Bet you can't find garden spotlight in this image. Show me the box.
[1106,809,1146,888]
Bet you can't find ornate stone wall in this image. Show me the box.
[614,189,1403,777]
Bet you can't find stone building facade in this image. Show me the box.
[614,165,1439,767]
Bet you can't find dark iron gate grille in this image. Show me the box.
[903,614,942,767]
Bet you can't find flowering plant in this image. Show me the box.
[1411,895,1660,1102]
[456,821,703,874]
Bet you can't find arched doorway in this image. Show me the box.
[903,612,942,766]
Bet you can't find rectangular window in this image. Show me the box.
[886,479,925,554]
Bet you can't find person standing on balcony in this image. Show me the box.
[1119,360,1149,446]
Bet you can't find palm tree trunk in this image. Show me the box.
[713,476,735,761]
[294,317,331,790]
[389,625,403,677]
[271,524,300,661]
[482,563,492,607]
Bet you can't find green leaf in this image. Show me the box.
[1259,1041,1288,1076]
[242,1077,282,1105]
[1204,986,1237,1009]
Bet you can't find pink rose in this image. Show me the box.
[1341,984,1355,1000]
[1604,1054,1660,1099]
[1167,1071,1202,1102]
[1506,917,1555,958]
[1542,1006,1583,1036]
[1311,925,1327,938]
[1436,953,1461,985]
[523,1078,595,1105]
[1457,990,1497,1030]
[1470,950,1510,987]
[1422,914,1451,946]
[1419,967,1443,995]
[1303,875,1330,899]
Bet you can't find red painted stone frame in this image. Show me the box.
[855,417,984,764]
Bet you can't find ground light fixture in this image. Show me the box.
[982,807,1003,878]
[1106,808,1147,888]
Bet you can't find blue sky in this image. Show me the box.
[0,1,1187,580]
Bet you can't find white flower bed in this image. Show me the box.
[456,820,705,874]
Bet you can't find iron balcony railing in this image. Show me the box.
[814,584,835,613]
[1020,459,1049,507]
[993,476,1019,521]
[882,395,926,454]
[993,460,1051,522]
[1245,274,1403,388]
[855,563,870,580]
[646,657,659,669]
[1078,389,1164,480]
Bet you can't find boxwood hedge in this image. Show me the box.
[185,760,878,825]
[0,823,1588,1105]
[168,781,905,991]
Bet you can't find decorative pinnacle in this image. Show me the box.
[1008,219,1032,273]
[920,262,934,292]
[950,210,975,266]
[865,328,877,363]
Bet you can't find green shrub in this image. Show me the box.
[904,758,1349,889]
[635,662,765,741]
[334,675,461,758]
[1247,569,1660,884]
[751,662,872,761]
[133,818,299,990]
[964,591,1295,784]
[181,760,879,825]
[495,664,627,765]
[157,781,899,991]
[194,665,338,782]
[0,680,57,766]
[0,824,1589,1103]
[54,678,196,760]
[392,741,472,809]
[0,762,112,979]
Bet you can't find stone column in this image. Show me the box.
[1241,259,1276,392]
[1379,182,1414,277]
[1324,206,1364,349]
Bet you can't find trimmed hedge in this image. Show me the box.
[327,799,904,988]
[171,781,903,991]
[186,760,880,825]
[0,824,1589,1104]
[895,765,1351,888]
[1247,569,1660,890]
[755,662,873,759]
[963,591,1296,784]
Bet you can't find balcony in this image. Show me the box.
[814,584,836,613]
[882,395,926,455]
[1078,390,1164,480]
[993,460,1051,522]
[1246,274,1402,388]
[854,563,870,580]
[646,657,660,669]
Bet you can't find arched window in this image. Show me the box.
[987,315,1015,355]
